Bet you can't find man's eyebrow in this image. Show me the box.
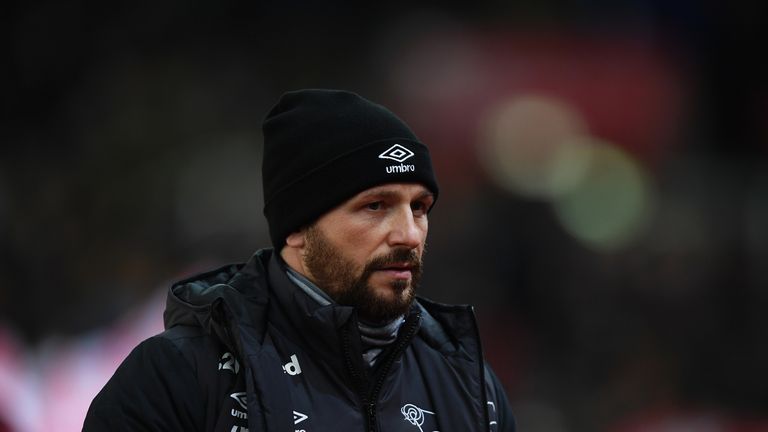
[415,191,436,201]
[358,189,399,199]
[355,189,435,201]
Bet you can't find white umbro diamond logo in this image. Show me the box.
[378,144,415,163]
[230,392,247,410]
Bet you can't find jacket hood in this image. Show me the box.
[163,249,275,352]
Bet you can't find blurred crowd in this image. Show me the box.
[2,1,767,431]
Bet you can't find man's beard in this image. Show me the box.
[303,225,423,323]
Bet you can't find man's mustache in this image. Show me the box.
[365,248,421,272]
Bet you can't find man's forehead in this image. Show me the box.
[353,183,433,199]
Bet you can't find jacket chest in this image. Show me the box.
[242,332,485,432]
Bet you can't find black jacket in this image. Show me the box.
[84,249,516,431]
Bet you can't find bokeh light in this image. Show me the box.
[552,137,654,252]
[477,94,589,199]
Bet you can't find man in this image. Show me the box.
[84,89,515,431]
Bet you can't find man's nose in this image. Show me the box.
[387,206,423,249]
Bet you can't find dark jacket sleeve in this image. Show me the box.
[83,336,206,431]
[486,366,517,432]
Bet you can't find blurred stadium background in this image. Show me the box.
[2,1,767,431]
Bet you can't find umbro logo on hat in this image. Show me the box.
[378,144,415,163]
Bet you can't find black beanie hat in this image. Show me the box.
[262,89,439,248]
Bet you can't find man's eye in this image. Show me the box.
[366,202,382,211]
[411,201,427,213]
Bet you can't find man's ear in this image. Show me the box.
[285,230,306,249]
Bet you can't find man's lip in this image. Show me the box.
[373,263,414,280]
[376,268,412,280]
[377,263,414,271]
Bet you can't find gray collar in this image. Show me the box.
[285,266,333,306]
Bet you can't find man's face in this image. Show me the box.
[301,183,434,323]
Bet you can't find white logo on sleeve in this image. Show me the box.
[230,392,248,420]
[401,403,436,432]
[218,352,240,374]
[293,411,308,424]
[379,144,415,162]
[230,392,248,410]
[282,354,302,376]
[487,401,498,429]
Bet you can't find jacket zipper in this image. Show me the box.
[343,312,421,432]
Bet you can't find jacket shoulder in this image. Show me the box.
[84,327,243,432]
[156,325,222,372]
[156,325,246,402]
[83,333,207,431]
